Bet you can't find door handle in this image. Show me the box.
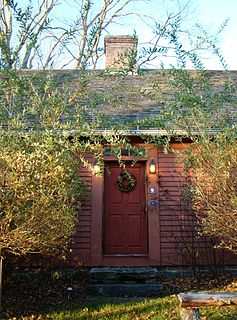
[142,202,147,214]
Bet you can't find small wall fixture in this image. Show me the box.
[149,158,156,174]
[93,160,100,175]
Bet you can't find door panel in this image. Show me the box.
[104,162,147,254]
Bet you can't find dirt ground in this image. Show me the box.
[2,266,237,319]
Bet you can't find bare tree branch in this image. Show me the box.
[0,0,196,69]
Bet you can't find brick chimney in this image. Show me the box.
[104,35,137,70]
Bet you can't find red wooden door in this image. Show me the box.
[104,162,147,255]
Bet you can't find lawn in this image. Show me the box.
[5,295,237,319]
[47,296,237,320]
[2,270,237,320]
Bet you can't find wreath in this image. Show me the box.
[115,171,137,192]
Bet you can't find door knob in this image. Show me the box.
[142,202,147,214]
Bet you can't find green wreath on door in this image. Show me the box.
[115,171,137,192]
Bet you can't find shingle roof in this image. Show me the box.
[7,69,237,134]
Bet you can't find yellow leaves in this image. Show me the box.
[0,133,80,256]
[189,136,237,254]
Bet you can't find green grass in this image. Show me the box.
[47,296,179,320]
[46,295,237,320]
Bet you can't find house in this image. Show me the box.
[60,35,236,269]
[13,36,235,271]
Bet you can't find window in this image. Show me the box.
[103,145,146,157]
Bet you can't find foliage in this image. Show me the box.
[0,0,235,263]
[115,170,137,193]
[0,0,158,69]
[0,69,98,259]
[0,0,58,69]
[0,0,206,70]
[165,68,237,255]
[187,131,237,254]
[145,65,237,254]
[0,67,138,260]
[134,20,236,254]
[0,131,82,257]
[0,0,136,69]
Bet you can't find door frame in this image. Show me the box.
[90,144,161,266]
[103,160,148,256]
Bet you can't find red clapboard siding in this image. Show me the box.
[158,181,187,187]
[71,161,92,265]
[157,143,230,266]
[158,144,199,265]
[76,220,91,227]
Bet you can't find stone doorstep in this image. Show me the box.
[89,267,159,284]
[85,283,164,297]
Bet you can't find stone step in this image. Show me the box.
[89,267,159,284]
[85,283,164,297]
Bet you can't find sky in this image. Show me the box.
[34,0,237,70]
[186,0,237,69]
[62,0,237,70]
[111,0,237,70]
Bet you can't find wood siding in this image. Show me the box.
[71,143,236,267]
[158,144,187,265]
[70,159,92,265]
[158,143,230,266]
